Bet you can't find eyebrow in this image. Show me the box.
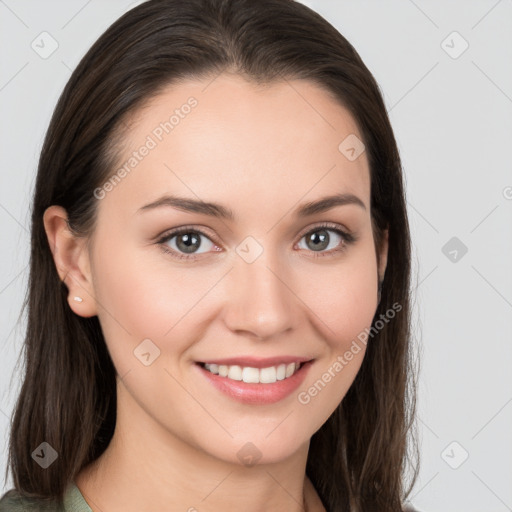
[137,192,366,220]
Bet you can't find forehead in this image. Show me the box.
[100,73,371,218]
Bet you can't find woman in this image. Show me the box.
[0,0,419,510]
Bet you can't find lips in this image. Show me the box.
[194,358,314,405]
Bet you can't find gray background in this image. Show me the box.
[1,1,511,510]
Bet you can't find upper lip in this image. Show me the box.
[197,356,314,368]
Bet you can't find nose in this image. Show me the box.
[223,250,297,340]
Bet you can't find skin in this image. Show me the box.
[44,72,388,512]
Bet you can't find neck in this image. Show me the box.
[75,382,325,512]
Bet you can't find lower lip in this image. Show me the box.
[195,361,313,405]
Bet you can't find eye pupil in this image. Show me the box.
[177,232,201,253]
[307,230,329,251]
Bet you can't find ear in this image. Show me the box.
[378,227,389,284]
[43,205,97,318]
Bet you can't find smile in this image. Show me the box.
[195,359,314,405]
[201,362,302,384]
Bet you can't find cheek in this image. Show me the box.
[296,244,378,349]
[90,232,214,366]
[292,255,377,431]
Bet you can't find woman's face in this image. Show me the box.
[81,73,387,465]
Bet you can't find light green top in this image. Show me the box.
[0,481,92,512]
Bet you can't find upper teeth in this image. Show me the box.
[203,362,301,383]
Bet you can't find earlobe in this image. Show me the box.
[43,205,97,318]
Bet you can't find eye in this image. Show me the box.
[157,227,218,260]
[296,222,356,258]
[156,222,357,261]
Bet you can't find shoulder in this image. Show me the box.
[0,489,64,511]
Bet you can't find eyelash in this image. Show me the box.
[156,222,357,261]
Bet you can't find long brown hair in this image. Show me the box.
[3,0,419,510]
